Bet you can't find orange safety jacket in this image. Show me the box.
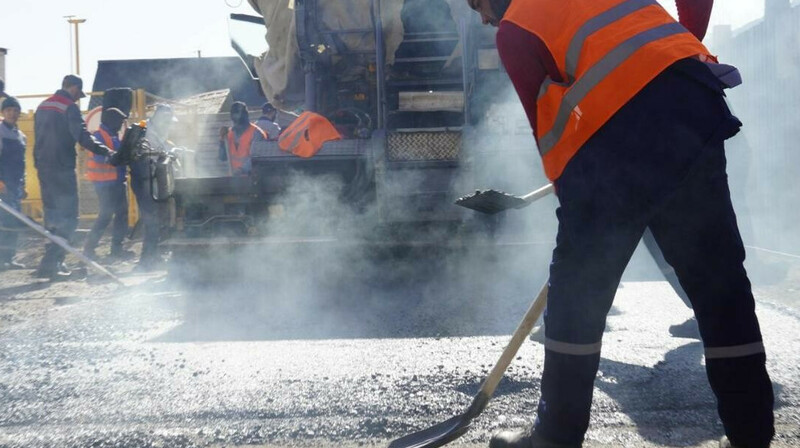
[502,0,715,181]
[86,128,120,183]
[227,124,266,173]
[278,112,342,158]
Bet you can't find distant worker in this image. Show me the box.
[0,97,28,270]
[255,102,281,140]
[131,104,176,270]
[467,1,774,448]
[33,75,111,280]
[218,101,266,176]
[83,108,134,261]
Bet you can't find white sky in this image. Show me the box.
[0,0,766,111]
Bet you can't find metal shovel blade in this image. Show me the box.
[455,190,527,215]
[388,414,472,448]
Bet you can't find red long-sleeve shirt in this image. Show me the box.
[496,0,714,137]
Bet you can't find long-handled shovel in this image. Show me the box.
[0,199,125,286]
[388,283,549,448]
[455,183,555,215]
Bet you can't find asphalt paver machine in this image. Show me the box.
[162,0,550,269]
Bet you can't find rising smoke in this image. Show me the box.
[158,0,798,345]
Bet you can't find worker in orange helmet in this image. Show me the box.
[467,0,773,447]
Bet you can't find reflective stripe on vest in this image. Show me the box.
[37,94,73,114]
[86,129,118,182]
[227,124,264,172]
[278,112,342,158]
[502,0,715,181]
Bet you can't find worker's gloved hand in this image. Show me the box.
[97,144,112,157]
[108,150,125,166]
[219,126,229,141]
[0,181,6,195]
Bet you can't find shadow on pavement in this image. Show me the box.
[448,342,785,447]
[596,341,785,447]
[0,281,53,300]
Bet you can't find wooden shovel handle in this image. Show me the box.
[474,283,548,412]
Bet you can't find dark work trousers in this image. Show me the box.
[37,168,79,271]
[534,61,774,448]
[84,182,129,253]
[130,176,160,262]
[642,227,691,308]
[0,194,22,263]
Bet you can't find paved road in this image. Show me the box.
[0,243,798,448]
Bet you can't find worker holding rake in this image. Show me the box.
[465,0,774,447]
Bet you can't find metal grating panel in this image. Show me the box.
[387,131,461,161]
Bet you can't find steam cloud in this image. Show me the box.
[157,0,797,345]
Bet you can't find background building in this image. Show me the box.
[711,0,800,253]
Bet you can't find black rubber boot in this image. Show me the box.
[34,256,59,279]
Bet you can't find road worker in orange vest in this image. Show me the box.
[466,1,773,448]
[83,108,134,260]
[218,102,266,176]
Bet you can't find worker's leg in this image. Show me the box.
[56,171,79,266]
[37,170,58,271]
[642,227,691,308]
[140,203,160,262]
[0,226,15,264]
[533,165,647,445]
[110,182,129,252]
[0,194,20,264]
[84,183,115,255]
[131,180,159,263]
[648,144,774,448]
[37,170,77,272]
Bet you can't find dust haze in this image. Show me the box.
[152,0,797,345]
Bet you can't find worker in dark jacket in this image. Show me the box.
[255,102,281,140]
[468,1,773,448]
[131,104,176,270]
[83,107,134,260]
[0,97,27,270]
[33,74,111,280]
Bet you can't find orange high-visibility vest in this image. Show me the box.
[502,0,715,181]
[278,112,342,158]
[227,124,266,173]
[86,128,119,182]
